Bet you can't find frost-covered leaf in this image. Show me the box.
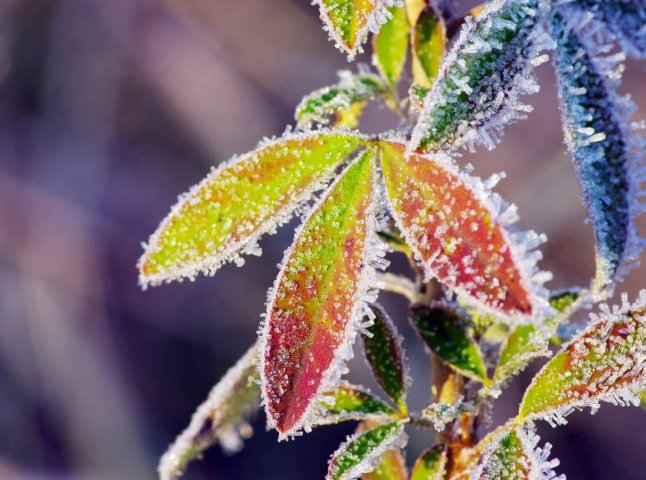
[493,289,583,385]
[411,302,488,382]
[261,149,380,437]
[410,0,550,152]
[362,304,409,409]
[318,383,396,425]
[422,398,468,432]
[296,73,386,129]
[327,421,408,480]
[315,0,403,59]
[471,426,562,480]
[519,291,646,426]
[570,0,646,59]
[410,445,447,480]
[139,131,366,287]
[550,9,645,294]
[373,5,409,89]
[412,4,446,88]
[380,140,550,321]
[357,420,407,480]
[158,343,260,480]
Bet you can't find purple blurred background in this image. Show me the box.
[0,0,645,479]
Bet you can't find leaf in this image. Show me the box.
[139,130,366,287]
[362,304,409,409]
[357,420,407,480]
[373,5,409,89]
[471,426,562,480]
[550,9,645,294]
[327,421,408,480]
[571,0,646,59]
[380,140,550,321]
[518,290,646,426]
[410,302,488,383]
[493,289,583,385]
[410,0,549,152]
[158,342,261,480]
[410,445,447,480]
[261,149,379,437]
[641,391,646,409]
[315,0,401,59]
[296,73,385,129]
[318,383,396,425]
[412,4,446,88]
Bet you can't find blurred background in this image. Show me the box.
[0,0,645,478]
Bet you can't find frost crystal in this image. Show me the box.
[158,342,261,480]
[295,70,385,129]
[519,290,646,425]
[410,0,552,153]
[471,426,563,480]
[566,0,646,59]
[550,8,645,294]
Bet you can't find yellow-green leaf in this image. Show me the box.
[519,291,646,425]
[373,5,410,89]
[412,4,446,88]
[139,131,365,287]
[158,342,260,480]
[261,149,378,437]
[410,444,447,480]
[318,383,396,425]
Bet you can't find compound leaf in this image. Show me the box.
[158,342,261,480]
[296,73,385,129]
[362,304,409,409]
[410,0,549,152]
[261,149,378,437]
[410,303,488,383]
[410,445,447,480]
[412,4,446,88]
[315,0,401,59]
[327,421,408,480]
[380,140,550,322]
[550,9,644,294]
[471,427,561,480]
[318,383,395,425]
[139,131,366,287]
[519,291,646,425]
[373,5,409,89]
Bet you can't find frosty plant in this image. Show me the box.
[139,0,646,478]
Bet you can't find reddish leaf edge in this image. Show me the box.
[138,128,370,289]
[259,149,390,440]
[379,136,553,324]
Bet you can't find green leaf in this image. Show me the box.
[139,130,366,287]
[261,149,378,437]
[494,289,584,385]
[471,427,561,480]
[362,304,409,409]
[357,420,408,480]
[410,445,447,480]
[158,342,261,480]
[410,302,489,383]
[519,291,646,425]
[410,0,547,152]
[327,421,408,480]
[373,5,409,89]
[318,383,395,425]
[316,0,394,59]
[380,140,550,321]
[295,73,385,129]
[412,4,446,88]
